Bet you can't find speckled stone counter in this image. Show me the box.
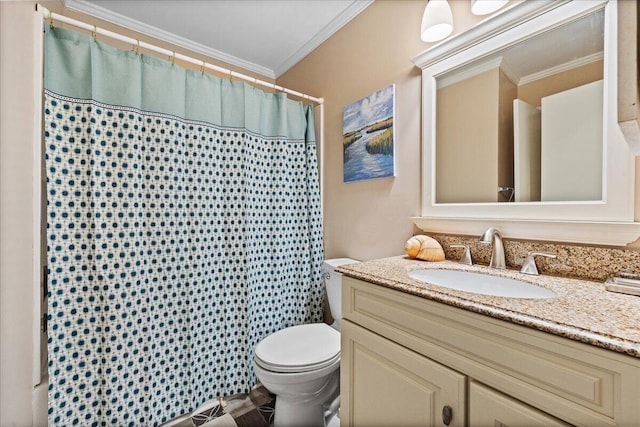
[337,256,640,358]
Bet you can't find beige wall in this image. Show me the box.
[435,67,515,204]
[277,0,490,260]
[436,69,500,203]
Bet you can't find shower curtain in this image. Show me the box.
[44,26,323,426]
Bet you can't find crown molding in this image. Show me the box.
[518,51,604,85]
[437,57,504,89]
[274,0,374,78]
[63,0,276,79]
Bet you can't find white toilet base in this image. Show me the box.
[273,370,338,427]
[254,361,339,427]
[274,397,325,427]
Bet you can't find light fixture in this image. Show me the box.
[470,0,508,16]
[421,0,454,43]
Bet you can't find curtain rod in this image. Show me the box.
[36,4,324,105]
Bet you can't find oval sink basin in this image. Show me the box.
[408,269,556,299]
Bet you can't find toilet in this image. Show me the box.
[253,258,359,427]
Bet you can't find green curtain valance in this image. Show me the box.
[44,26,308,140]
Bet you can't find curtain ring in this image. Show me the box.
[132,39,140,54]
[92,25,97,41]
[48,11,54,29]
[229,70,233,81]
[253,77,258,88]
[200,59,206,74]
[170,51,175,65]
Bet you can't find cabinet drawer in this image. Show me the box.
[470,381,572,427]
[343,277,640,426]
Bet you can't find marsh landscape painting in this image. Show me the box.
[343,85,395,182]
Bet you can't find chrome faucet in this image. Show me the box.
[479,227,506,269]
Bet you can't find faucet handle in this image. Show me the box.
[451,245,472,266]
[520,251,556,275]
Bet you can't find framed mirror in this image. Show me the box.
[412,0,640,245]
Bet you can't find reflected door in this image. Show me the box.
[541,80,603,201]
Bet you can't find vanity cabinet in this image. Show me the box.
[340,276,640,426]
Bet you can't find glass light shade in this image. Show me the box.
[470,0,508,15]
[421,0,453,43]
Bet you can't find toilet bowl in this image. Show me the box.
[253,258,359,427]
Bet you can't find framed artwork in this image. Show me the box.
[342,84,395,182]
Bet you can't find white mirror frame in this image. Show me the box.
[412,0,640,245]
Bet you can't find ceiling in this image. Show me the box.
[64,0,373,79]
[439,8,604,88]
[497,8,604,83]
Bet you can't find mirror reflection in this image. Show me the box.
[435,9,604,204]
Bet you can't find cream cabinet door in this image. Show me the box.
[469,381,572,427]
[341,320,466,427]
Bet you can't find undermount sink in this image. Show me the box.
[408,269,557,299]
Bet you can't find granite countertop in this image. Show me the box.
[337,256,640,358]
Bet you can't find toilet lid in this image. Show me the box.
[255,323,340,373]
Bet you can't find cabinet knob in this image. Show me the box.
[442,405,452,425]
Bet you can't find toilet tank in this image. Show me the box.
[323,258,359,331]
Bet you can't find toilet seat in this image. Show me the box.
[254,323,340,373]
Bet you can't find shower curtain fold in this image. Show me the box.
[44,26,323,426]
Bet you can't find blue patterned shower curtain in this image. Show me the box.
[44,27,323,426]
